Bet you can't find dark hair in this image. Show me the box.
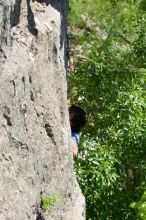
[69,105,87,133]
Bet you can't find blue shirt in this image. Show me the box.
[72,132,80,145]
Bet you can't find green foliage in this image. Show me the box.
[68,0,146,219]
[75,141,122,219]
[40,194,61,214]
[131,191,146,220]
[70,49,146,218]
[69,0,141,57]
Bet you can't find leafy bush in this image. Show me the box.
[75,141,121,219]
[70,49,146,218]
[69,0,146,219]
[131,191,146,220]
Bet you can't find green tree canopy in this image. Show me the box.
[68,0,146,219]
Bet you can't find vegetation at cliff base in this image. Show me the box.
[68,0,146,219]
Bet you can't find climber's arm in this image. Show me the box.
[71,133,79,156]
[72,141,78,156]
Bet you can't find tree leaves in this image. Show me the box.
[69,0,146,219]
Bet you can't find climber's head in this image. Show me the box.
[69,105,87,133]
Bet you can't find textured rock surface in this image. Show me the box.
[0,0,85,219]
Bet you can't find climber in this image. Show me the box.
[69,105,87,156]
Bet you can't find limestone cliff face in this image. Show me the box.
[0,1,85,219]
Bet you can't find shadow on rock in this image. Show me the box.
[10,0,38,36]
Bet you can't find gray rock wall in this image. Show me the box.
[0,0,85,219]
